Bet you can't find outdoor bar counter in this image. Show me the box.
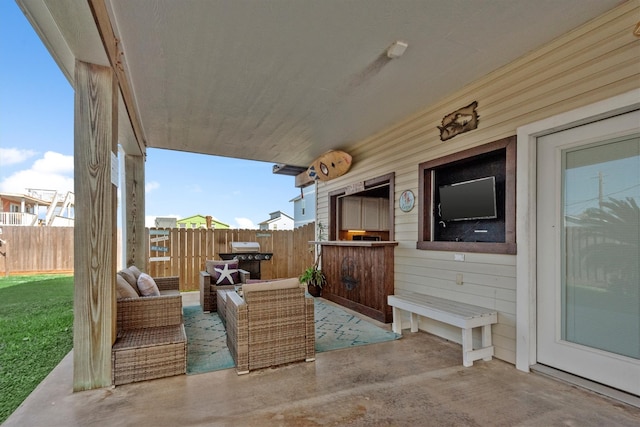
[314,241,398,323]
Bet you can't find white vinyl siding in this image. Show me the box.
[314,2,639,364]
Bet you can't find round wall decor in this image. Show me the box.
[399,190,415,212]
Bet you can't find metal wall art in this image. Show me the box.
[438,101,479,141]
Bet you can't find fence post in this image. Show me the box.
[0,238,8,277]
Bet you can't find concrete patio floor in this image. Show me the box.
[5,293,640,426]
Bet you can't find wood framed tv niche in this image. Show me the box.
[417,136,516,254]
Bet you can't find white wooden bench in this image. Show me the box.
[387,291,497,367]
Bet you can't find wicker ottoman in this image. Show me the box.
[112,324,187,385]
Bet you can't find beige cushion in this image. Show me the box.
[116,274,139,299]
[242,278,301,295]
[118,269,138,291]
[127,265,143,280]
[137,273,161,297]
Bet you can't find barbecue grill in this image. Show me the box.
[219,241,273,279]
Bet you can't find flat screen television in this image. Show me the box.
[438,176,497,221]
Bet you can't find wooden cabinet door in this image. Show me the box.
[378,198,390,231]
[341,197,362,229]
[361,197,380,230]
[341,196,391,231]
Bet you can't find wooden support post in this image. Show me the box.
[73,60,118,391]
[124,154,146,272]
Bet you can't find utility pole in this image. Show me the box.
[598,171,604,208]
[592,171,606,209]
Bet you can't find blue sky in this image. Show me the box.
[0,1,298,228]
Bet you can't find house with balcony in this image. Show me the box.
[0,192,41,226]
[0,189,74,226]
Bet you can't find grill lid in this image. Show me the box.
[230,241,260,253]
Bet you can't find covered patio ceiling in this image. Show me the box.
[18,0,621,168]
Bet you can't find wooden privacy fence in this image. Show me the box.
[146,223,316,291]
[0,223,316,287]
[0,226,74,275]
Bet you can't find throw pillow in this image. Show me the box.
[211,261,240,285]
[118,269,140,295]
[205,259,237,276]
[116,274,139,299]
[127,265,143,280]
[137,273,161,297]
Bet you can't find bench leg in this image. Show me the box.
[481,324,493,362]
[392,306,419,334]
[410,312,419,333]
[462,326,494,367]
[392,306,402,334]
[462,328,473,367]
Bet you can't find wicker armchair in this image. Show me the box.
[225,278,315,374]
[115,277,182,329]
[199,261,250,312]
[112,276,187,385]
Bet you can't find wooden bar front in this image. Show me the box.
[316,241,398,323]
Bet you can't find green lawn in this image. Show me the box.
[0,274,74,423]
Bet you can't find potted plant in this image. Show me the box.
[300,222,327,297]
[299,261,326,297]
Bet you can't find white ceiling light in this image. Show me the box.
[387,41,408,58]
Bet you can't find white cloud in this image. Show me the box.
[145,181,160,193]
[0,148,38,165]
[33,151,73,173]
[0,151,74,194]
[234,217,256,229]
[145,215,157,228]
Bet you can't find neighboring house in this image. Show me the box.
[154,217,177,228]
[259,211,294,230]
[289,185,316,228]
[0,192,41,226]
[0,189,74,226]
[176,214,229,229]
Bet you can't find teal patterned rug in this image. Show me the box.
[183,306,235,374]
[184,299,400,375]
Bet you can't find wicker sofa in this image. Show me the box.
[112,271,187,386]
[199,259,250,312]
[224,278,315,374]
